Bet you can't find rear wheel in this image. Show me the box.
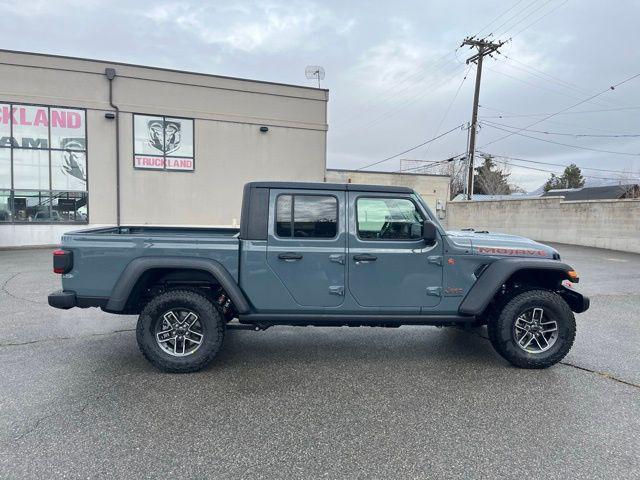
[136,289,225,373]
[487,289,575,369]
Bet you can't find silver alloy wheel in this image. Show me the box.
[513,307,558,354]
[155,309,204,357]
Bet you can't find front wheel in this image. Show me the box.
[487,289,576,369]
[136,289,225,373]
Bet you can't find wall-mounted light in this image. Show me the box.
[259,126,269,133]
[105,112,115,119]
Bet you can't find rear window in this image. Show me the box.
[276,194,338,239]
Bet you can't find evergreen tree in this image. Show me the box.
[543,164,585,191]
[474,155,512,195]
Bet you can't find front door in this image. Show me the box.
[347,193,443,310]
[266,190,346,307]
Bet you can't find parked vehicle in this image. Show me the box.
[49,181,589,372]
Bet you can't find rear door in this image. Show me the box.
[266,189,346,307]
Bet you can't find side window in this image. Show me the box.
[275,194,338,239]
[357,197,424,240]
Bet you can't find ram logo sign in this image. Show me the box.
[133,114,194,171]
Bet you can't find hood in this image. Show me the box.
[446,230,559,259]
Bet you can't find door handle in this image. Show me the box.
[278,252,303,261]
[353,254,377,263]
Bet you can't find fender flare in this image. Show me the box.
[458,258,575,315]
[105,256,251,313]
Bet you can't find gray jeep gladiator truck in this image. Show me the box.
[49,181,589,373]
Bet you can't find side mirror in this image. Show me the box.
[422,220,437,245]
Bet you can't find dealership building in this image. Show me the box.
[0,50,328,247]
[0,50,451,248]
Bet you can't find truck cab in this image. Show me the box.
[239,182,449,317]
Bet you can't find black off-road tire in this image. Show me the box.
[136,289,225,373]
[487,289,576,369]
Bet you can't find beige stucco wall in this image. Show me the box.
[325,169,450,212]
[445,197,640,253]
[0,50,327,239]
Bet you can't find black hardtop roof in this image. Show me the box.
[246,181,415,194]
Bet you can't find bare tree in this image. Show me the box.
[433,159,467,199]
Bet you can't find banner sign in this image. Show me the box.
[133,114,194,171]
[0,104,87,191]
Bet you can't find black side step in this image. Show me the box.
[236,313,475,328]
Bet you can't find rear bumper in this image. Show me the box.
[48,290,76,309]
[48,290,108,310]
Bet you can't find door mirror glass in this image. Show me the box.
[423,220,437,245]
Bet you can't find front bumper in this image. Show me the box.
[48,290,76,309]
[560,285,590,313]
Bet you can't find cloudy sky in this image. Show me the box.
[2,0,639,190]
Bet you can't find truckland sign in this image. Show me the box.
[133,114,194,171]
[0,104,87,191]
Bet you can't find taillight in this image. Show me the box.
[53,249,73,274]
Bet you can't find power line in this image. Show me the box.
[473,0,527,38]
[355,123,465,171]
[485,0,541,38]
[399,156,461,174]
[480,151,640,174]
[479,71,640,149]
[508,0,570,39]
[333,49,460,129]
[494,57,619,109]
[479,104,640,138]
[481,120,640,138]
[499,54,620,106]
[484,65,599,104]
[420,65,472,161]
[494,157,639,182]
[337,62,467,135]
[494,0,555,38]
[479,104,640,118]
[481,122,640,156]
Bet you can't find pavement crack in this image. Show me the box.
[457,327,640,390]
[13,374,132,442]
[13,412,58,441]
[558,361,640,390]
[0,328,135,348]
[1,272,43,305]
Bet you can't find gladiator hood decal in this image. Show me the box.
[446,230,558,259]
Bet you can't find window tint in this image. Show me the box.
[357,197,424,240]
[276,194,338,239]
[276,194,292,237]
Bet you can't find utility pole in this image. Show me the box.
[461,37,506,199]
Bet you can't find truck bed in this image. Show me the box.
[71,226,240,237]
[59,226,240,299]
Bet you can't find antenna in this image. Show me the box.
[305,65,325,88]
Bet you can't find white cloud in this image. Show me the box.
[145,1,354,53]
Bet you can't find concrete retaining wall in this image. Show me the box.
[445,197,640,253]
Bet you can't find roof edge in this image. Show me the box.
[0,48,328,94]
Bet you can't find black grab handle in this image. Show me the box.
[353,254,377,262]
[278,252,303,261]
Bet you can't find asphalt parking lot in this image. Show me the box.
[1,244,639,479]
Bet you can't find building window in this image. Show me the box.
[0,103,88,223]
[133,114,194,171]
[356,197,423,240]
[276,194,338,239]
